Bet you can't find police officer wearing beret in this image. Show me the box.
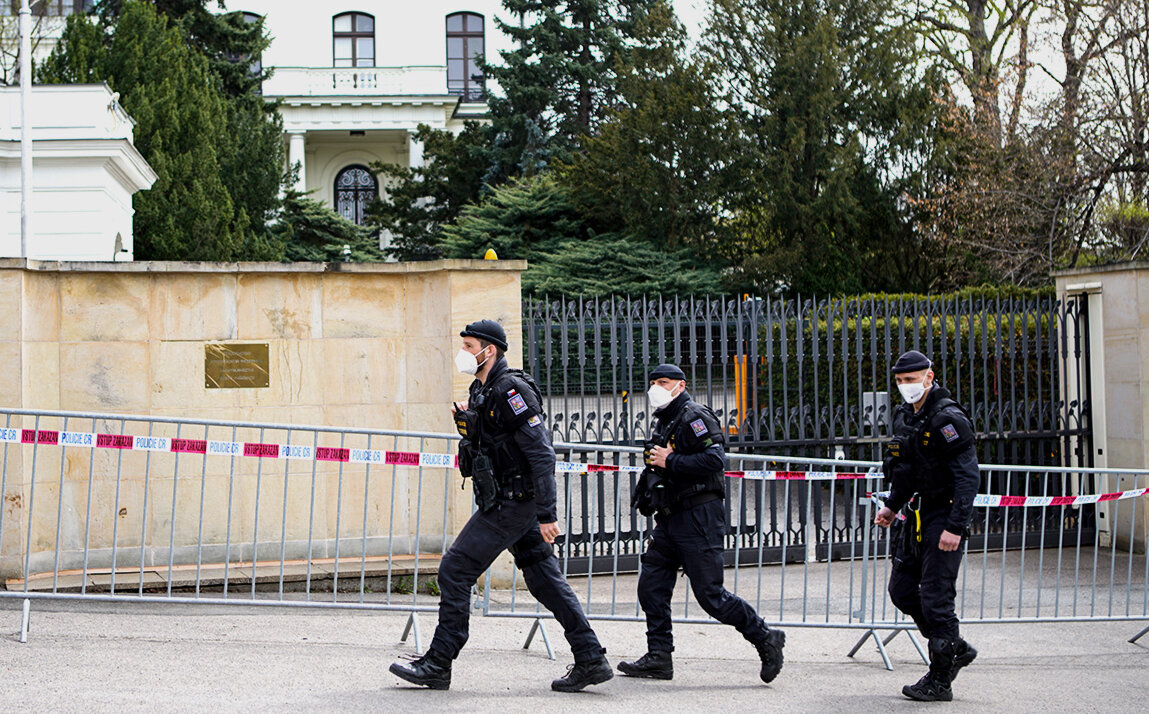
[873,350,980,701]
[390,320,612,693]
[619,364,786,684]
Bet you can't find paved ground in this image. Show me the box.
[1,596,1146,713]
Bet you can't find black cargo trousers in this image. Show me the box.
[427,497,604,661]
[887,507,965,640]
[637,498,771,652]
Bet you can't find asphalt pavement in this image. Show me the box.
[1,596,1146,712]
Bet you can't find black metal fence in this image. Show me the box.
[524,293,1094,573]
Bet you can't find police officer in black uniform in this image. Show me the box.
[389,320,612,692]
[618,363,785,684]
[874,350,980,702]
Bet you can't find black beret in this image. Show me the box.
[460,319,509,351]
[891,350,932,374]
[649,363,686,381]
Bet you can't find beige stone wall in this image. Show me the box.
[1055,264,1149,553]
[0,259,526,578]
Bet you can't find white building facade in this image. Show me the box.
[0,83,156,260]
[236,1,513,235]
[0,2,509,260]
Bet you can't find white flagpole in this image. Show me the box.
[18,0,33,256]
[19,0,33,259]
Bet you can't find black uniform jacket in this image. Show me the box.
[884,385,980,535]
[653,390,727,499]
[468,358,559,523]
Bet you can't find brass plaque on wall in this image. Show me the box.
[205,343,270,389]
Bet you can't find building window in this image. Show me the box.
[333,12,375,68]
[5,0,93,15]
[334,165,378,226]
[446,12,484,102]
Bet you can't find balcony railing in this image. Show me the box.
[449,87,487,103]
[262,66,456,98]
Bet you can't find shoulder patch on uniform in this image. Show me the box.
[941,423,959,442]
[690,418,707,436]
[527,414,543,427]
[507,390,528,415]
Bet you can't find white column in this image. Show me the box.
[288,132,307,192]
[408,134,424,170]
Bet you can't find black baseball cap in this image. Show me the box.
[891,350,932,374]
[648,363,686,381]
[460,319,509,351]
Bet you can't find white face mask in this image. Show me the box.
[454,348,488,375]
[897,377,930,404]
[647,383,677,411]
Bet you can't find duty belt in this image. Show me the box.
[668,491,722,515]
[909,491,954,512]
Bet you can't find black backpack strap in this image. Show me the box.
[924,397,957,422]
[657,408,692,448]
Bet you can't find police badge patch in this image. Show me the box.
[690,419,707,436]
[941,423,959,442]
[527,415,543,427]
[507,389,528,415]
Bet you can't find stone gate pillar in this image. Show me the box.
[1055,263,1149,553]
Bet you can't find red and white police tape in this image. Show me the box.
[0,427,453,468]
[4,428,1146,507]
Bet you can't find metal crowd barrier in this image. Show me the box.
[2,408,1147,667]
[0,408,462,648]
[485,447,1149,666]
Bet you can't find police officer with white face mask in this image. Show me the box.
[874,350,980,702]
[619,363,785,685]
[390,319,612,693]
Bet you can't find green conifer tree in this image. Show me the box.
[367,1,678,262]
[440,173,722,295]
[39,2,251,260]
[703,0,947,294]
[559,2,743,263]
[273,190,385,263]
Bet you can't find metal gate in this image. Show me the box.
[524,293,1094,574]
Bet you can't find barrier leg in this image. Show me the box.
[400,612,422,654]
[881,628,928,665]
[905,630,928,664]
[19,599,30,644]
[523,617,555,660]
[870,630,894,671]
[846,629,893,671]
[846,629,874,658]
[1130,624,1149,645]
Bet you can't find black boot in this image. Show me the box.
[617,650,673,680]
[902,672,951,702]
[902,638,955,702]
[753,628,786,684]
[950,638,977,681]
[389,650,452,690]
[551,655,614,692]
